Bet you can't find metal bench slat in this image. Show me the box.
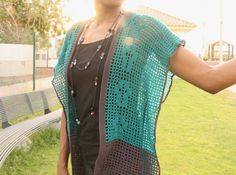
[0,109,61,168]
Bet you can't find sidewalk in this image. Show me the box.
[227,84,236,94]
[0,76,53,97]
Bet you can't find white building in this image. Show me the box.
[0,44,33,77]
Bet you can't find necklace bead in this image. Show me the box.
[100,52,105,60]
[84,62,90,69]
[90,111,95,116]
[75,118,80,125]
[94,76,98,86]
[97,44,102,52]
[73,59,77,65]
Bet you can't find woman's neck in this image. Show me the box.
[94,4,122,26]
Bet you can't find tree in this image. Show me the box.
[0,0,69,48]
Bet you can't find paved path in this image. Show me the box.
[227,85,236,94]
[0,76,53,97]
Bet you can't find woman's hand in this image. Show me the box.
[169,46,236,94]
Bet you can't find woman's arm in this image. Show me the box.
[169,46,236,94]
[57,109,70,175]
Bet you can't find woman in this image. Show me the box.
[52,0,236,175]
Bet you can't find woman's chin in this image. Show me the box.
[96,0,125,7]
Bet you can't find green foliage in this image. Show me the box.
[0,0,69,47]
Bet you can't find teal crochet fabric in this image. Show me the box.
[52,12,185,175]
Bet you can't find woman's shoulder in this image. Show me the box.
[127,11,169,31]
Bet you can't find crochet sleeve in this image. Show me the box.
[143,15,185,102]
[144,15,185,70]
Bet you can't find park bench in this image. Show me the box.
[0,88,62,168]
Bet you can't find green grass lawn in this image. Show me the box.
[1,79,236,175]
[157,79,236,175]
[0,127,61,175]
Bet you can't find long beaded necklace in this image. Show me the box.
[69,11,124,125]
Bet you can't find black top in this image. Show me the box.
[69,35,113,170]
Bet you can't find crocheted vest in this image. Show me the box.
[52,11,184,175]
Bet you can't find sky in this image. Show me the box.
[143,0,236,43]
[62,0,236,55]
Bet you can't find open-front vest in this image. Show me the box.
[52,11,185,175]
